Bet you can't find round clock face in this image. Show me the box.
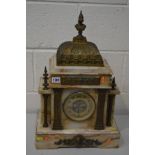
[63,92,95,121]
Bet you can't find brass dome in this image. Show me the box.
[56,11,104,67]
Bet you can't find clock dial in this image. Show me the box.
[63,92,95,121]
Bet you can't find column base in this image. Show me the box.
[52,124,63,130]
[43,123,48,128]
[94,125,105,130]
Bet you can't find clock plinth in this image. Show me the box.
[36,112,120,149]
[35,12,121,149]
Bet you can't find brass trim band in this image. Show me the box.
[61,75,100,85]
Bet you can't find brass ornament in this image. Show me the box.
[56,11,104,66]
[55,135,102,148]
[61,75,100,85]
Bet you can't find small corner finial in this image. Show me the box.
[43,66,49,90]
[44,66,47,73]
[75,10,86,36]
[112,77,116,89]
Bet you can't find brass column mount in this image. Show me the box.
[52,88,63,130]
[43,94,48,127]
[106,95,115,126]
[95,89,107,130]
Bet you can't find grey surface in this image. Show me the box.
[26,113,129,155]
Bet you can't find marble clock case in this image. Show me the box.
[35,54,120,149]
[35,11,120,149]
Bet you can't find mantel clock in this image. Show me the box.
[35,11,120,149]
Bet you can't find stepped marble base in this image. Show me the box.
[35,112,120,149]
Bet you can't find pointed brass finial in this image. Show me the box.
[75,11,86,36]
[112,77,116,89]
[43,66,49,90]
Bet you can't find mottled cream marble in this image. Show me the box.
[36,112,120,149]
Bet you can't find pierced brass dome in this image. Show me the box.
[56,11,104,67]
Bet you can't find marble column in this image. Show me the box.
[52,88,63,130]
[106,95,115,126]
[95,89,107,130]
